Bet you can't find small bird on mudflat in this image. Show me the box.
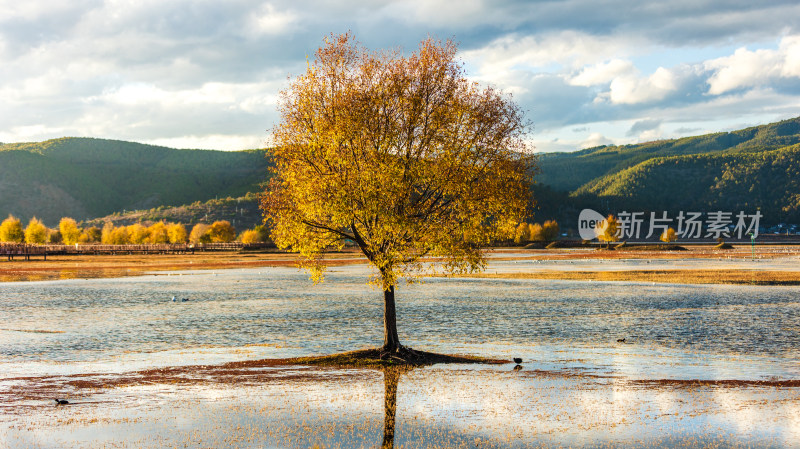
[54,398,69,405]
[617,338,626,343]
[513,357,522,364]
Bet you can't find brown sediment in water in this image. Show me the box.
[0,350,507,403]
[0,328,66,334]
[515,369,800,388]
[458,269,800,285]
[629,378,800,388]
[7,355,798,408]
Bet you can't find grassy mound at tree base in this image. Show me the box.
[289,347,508,368]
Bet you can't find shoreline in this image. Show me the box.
[2,246,799,284]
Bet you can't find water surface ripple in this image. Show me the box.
[1,264,798,380]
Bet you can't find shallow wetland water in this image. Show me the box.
[1,256,799,448]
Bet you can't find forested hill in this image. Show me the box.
[574,144,800,222]
[534,116,800,227]
[2,116,799,231]
[537,116,800,192]
[0,138,270,225]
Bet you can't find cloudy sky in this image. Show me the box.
[1,0,799,153]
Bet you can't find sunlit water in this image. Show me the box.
[2,263,799,379]
[1,259,799,447]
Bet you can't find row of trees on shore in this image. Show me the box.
[0,215,270,245]
[513,220,560,244]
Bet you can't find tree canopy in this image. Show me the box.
[59,217,81,245]
[0,215,24,243]
[24,217,48,244]
[263,34,534,352]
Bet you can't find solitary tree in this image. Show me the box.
[660,227,677,243]
[127,223,150,244]
[598,214,619,248]
[189,223,211,244]
[0,215,24,243]
[208,220,236,243]
[514,222,531,244]
[109,226,129,244]
[24,217,48,244]
[146,222,170,244]
[168,223,188,244]
[59,218,82,245]
[101,222,116,244]
[541,220,560,241]
[239,224,270,243]
[47,228,63,244]
[79,226,102,243]
[263,34,533,355]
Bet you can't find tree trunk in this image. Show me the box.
[382,284,401,352]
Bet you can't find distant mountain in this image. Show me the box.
[537,116,800,191]
[574,144,800,222]
[82,193,263,232]
[533,116,800,227]
[3,116,798,232]
[0,138,270,225]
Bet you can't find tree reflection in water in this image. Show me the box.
[381,366,412,449]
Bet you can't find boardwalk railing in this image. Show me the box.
[1,243,49,261]
[1,242,275,260]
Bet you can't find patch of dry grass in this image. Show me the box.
[0,250,367,282]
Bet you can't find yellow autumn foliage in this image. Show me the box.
[263,34,534,289]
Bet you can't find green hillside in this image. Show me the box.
[82,193,263,231]
[572,144,800,223]
[531,116,800,227]
[2,116,798,233]
[0,138,270,225]
[537,116,800,192]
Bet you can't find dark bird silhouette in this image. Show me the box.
[617,338,626,343]
[513,364,523,371]
[54,398,69,405]
[181,298,189,302]
[513,357,522,364]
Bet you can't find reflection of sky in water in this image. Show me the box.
[1,263,799,380]
[2,365,798,448]
[1,262,800,448]
[486,249,800,271]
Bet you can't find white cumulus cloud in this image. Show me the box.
[247,3,298,36]
[581,132,614,149]
[570,61,682,105]
[570,59,636,86]
[705,34,800,95]
[605,66,679,104]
